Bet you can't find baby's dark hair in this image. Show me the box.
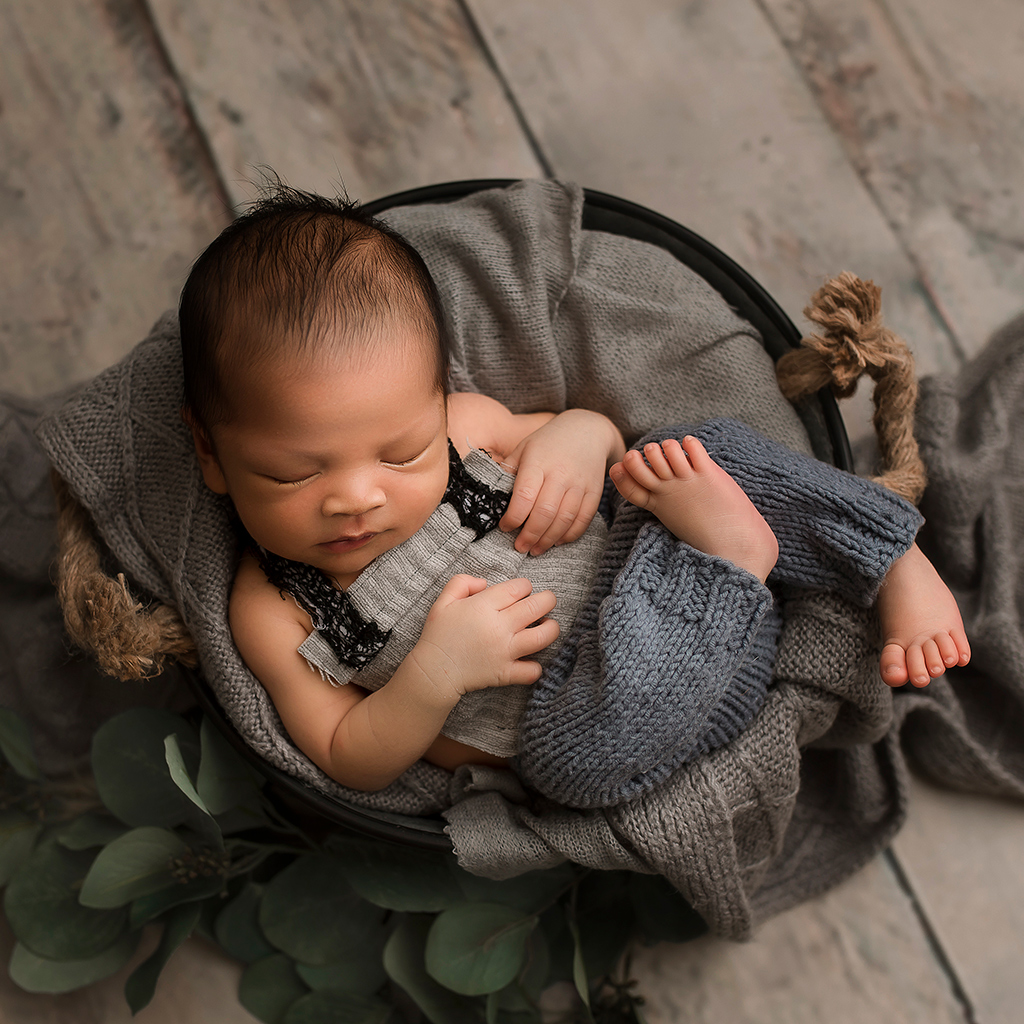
[179,184,451,433]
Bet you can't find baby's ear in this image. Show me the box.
[181,408,229,495]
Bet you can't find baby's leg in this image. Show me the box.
[876,543,971,687]
[609,437,779,583]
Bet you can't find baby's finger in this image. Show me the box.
[514,479,565,552]
[528,488,585,555]
[500,465,543,532]
[504,659,545,686]
[432,574,488,609]
[505,588,558,630]
[479,577,535,609]
[556,490,602,545]
[509,616,561,660]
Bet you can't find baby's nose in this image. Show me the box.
[320,476,385,517]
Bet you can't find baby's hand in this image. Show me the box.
[412,575,559,700]
[499,410,625,555]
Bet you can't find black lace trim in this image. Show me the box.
[256,549,392,670]
[254,441,510,671]
[442,440,510,540]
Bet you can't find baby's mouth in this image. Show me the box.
[320,532,376,554]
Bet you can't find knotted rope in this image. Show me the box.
[53,472,197,679]
[776,271,926,504]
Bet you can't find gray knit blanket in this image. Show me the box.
[7,179,1021,939]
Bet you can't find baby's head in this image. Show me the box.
[180,186,451,435]
[180,187,455,585]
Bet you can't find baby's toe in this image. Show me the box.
[905,644,931,687]
[661,438,693,478]
[682,435,713,470]
[953,628,972,665]
[880,643,909,687]
[643,442,674,480]
[936,631,960,667]
[922,637,946,678]
[622,450,659,490]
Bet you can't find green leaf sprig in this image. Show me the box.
[0,706,707,1021]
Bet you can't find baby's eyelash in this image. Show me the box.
[383,448,427,467]
[271,474,314,486]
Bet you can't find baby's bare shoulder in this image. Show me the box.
[230,552,312,643]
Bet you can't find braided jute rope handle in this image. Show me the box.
[52,271,925,680]
[776,270,926,505]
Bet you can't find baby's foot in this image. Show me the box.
[875,542,971,687]
[609,436,779,583]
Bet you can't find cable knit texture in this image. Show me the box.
[516,418,922,807]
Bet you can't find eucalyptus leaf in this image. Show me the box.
[4,841,129,959]
[331,838,464,912]
[165,733,225,851]
[78,826,188,908]
[124,901,202,1013]
[165,734,211,814]
[425,903,537,996]
[295,947,387,995]
[259,855,383,966]
[239,953,309,1024]
[627,874,708,944]
[454,864,576,915]
[283,990,395,1024]
[0,810,42,886]
[129,869,226,928]
[8,932,139,994]
[57,813,128,851]
[215,882,276,963]
[0,707,41,780]
[382,915,480,1024]
[91,709,201,828]
[198,715,264,816]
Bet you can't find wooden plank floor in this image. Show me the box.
[1,0,1022,1020]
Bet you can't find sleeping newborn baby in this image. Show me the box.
[180,186,970,804]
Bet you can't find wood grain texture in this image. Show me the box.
[892,775,1024,1024]
[630,855,966,1024]
[146,0,542,209]
[0,0,229,396]
[466,0,959,397]
[757,0,1024,357]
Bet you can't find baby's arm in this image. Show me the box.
[448,392,625,555]
[230,554,558,791]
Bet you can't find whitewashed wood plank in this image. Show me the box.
[630,854,965,1024]
[466,0,960,426]
[0,0,229,396]
[146,0,542,210]
[758,0,1024,358]
[0,920,258,1023]
[892,775,1024,1024]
